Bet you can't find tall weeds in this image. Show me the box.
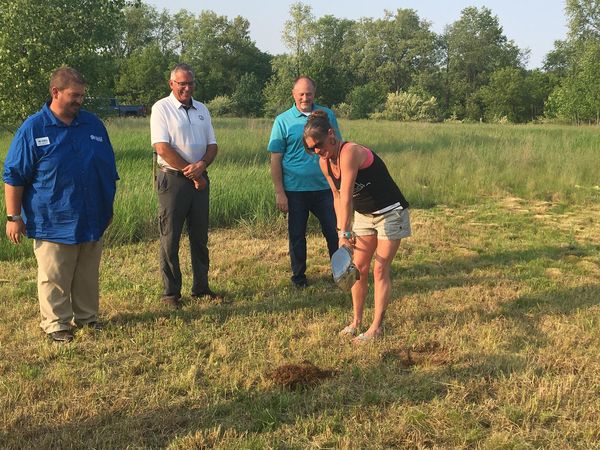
[1,118,598,259]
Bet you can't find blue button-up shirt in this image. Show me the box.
[3,102,118,244]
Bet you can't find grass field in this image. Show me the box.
[0,119,599,448]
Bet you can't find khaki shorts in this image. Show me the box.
[353,208,412,240]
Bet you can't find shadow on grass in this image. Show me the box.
[108,242,596,330]
[108,277,349,328]
[398,243,592,294]
[499,283,600,317]
[2,345,541,449]
[4,243,597,447]
[409,283,600,356]
[4,282,597,448]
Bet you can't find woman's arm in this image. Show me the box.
[337,143,363,236]
[319,158,340,216]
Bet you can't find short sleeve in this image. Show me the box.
[203,106,217,145]
[2,127,38,186]
[150,101,170,145]
[267,116,286,153]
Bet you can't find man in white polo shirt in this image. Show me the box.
[150,63,221,309]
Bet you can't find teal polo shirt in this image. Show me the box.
[268,104,341,192]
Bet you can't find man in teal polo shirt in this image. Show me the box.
[268,76,341,287]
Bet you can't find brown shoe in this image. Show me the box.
[49,330,74,342]
[162,295,182,310]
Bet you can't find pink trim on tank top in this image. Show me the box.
[358,146,374,170]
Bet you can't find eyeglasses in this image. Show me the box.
[172,80,195,87]
[304,141,323,153]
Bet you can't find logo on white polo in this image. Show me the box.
[35,137,50,146]
[90,134,104,142]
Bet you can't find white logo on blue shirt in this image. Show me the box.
[35,137,50,146]
[90,135,104,142]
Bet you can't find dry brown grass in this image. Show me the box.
[0,199,599,448]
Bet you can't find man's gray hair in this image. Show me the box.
[170,63,195,80]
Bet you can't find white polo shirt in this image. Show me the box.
[150,93,217,169]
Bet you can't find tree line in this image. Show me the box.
[1,0,599,127]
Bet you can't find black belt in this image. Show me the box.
[158,166,188,178]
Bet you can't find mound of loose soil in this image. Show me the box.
[267,360,336,389]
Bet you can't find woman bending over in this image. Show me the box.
[303,110,411,343]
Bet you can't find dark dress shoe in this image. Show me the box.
[49,330,74,342]
[293,279,308,289]
[84,321,104,331]
[191,289,223,301]
[162,295,182,309]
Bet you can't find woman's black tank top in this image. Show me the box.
[326,142,409,214]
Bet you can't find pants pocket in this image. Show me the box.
[157,172,169,194]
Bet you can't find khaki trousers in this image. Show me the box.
[33,239,103,333]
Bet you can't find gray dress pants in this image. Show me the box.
[157,170,210,297]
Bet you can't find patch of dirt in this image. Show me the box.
[266,360,337,389]
[383,341,452,368]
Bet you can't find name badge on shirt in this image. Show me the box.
[35,137,50,146]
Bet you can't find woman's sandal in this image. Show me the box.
[339,325,359,337]
[352,329,383,345]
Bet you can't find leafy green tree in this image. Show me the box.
[115,3,158,59]
[115,4,177,57]
[267,11,356,114]
[345,81,387,119]
[305,15,356,106]
[546,41,600,123]
[443,6,524,120]
[172,9,195,56]
[479,67,531,122]
[178,11,271,101]
[115,43,176,107]
[263,55,298,117]
[282,2,315,77]
[544,1,600,123]
[352,9,441,94]
[544,39,577,80]
[231,72,264,117]
[0,0,127,127]
[526,69,556,120]
[566,0,600,41]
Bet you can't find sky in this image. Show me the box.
[145,0,568,69]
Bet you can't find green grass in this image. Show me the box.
[0,118,599,448]
[0,200,599,448]
[2,118,599,260]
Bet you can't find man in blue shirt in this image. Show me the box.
[3,67,118,342]
[268,76,340,287]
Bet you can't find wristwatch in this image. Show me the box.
[7,214,22,222]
